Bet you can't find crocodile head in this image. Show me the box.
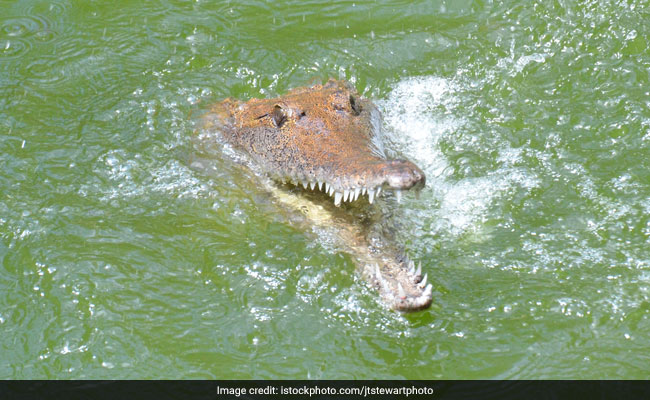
[201,79,432,312]
[204,79,425,206]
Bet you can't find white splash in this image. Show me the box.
[380,76,460,178]
[380,76,540,235]
[82,149,218,204]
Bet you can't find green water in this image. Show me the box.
[1,0,649,379]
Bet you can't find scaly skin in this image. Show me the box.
[204,79,425,205]
[202,79,432,311]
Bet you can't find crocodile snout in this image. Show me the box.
[381,160,426,190]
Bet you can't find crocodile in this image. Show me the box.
[200,79,432,311]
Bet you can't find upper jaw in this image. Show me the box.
[276,159,426,206]
[281,175,423,206]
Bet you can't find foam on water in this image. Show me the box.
[380,76,460,177]
[380,76,540,236]
[78,149,218,208]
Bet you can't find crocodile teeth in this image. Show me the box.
[310,181,316,190]
[362,187,367,195]
[381,278,391,292]
[420,273,428,288]
[368,189,375,204]
[302,181,308,189]
[334,192,342,206]
[318,181,324,191]
[328,186,335,196]
[353,187,360,201]
[376,186,382,197]
[325,182,331,194]
[408,260,415,275]
[343,189,350,202]
[398,283,406,299]
[395,190,402,203]
[422,283,433,299]
[416,262,422,277]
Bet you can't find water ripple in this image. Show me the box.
[0,13,56,60]
[24,1,69,17]
[2,16,41,36]
[1,14,54,40]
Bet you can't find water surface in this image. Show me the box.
[1,0,649,378]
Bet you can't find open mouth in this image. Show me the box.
[299,180,422,206]
[279,159,426,206]
[288,177,390,206]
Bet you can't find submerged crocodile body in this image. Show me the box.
[201,79,432,311]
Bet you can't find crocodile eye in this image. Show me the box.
[272,104,287,128]
[349,95,361,115]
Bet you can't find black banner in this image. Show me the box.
[2,380,649,400]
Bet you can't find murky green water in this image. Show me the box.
[1,0,649,379]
